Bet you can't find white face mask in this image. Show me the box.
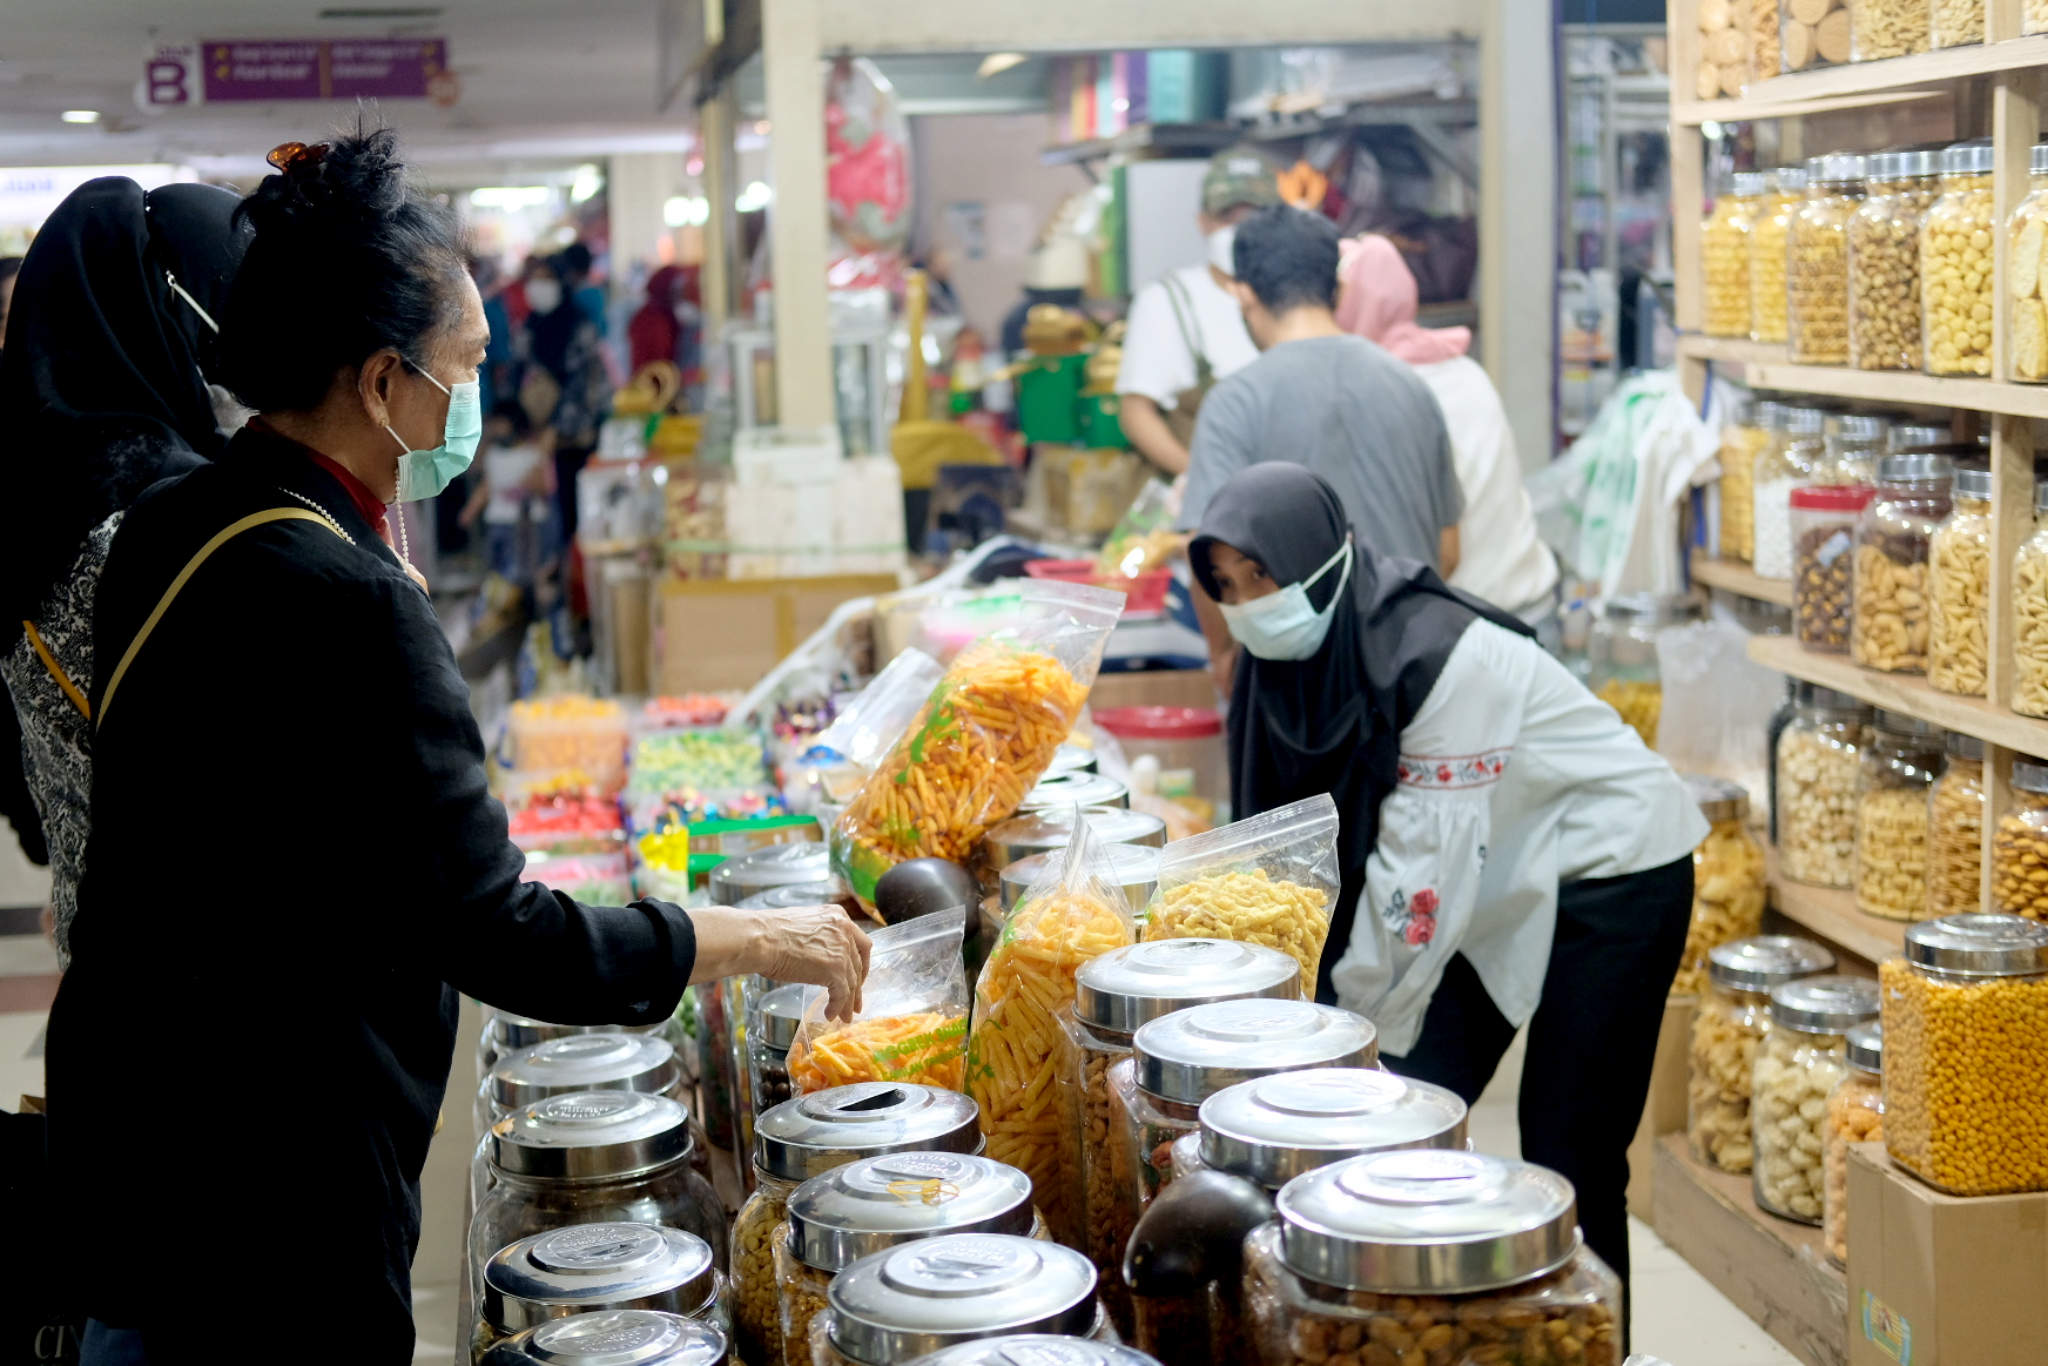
[1206,226,1237,278]
[526,278,563,314]
[1218,542,1353,661]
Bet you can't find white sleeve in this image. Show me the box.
[1114,280,1197,409]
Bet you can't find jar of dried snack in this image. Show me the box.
[480,1310,729,1366]
[1778,686,1870,888]
[1927,464,1993,696]
[1813,412,1888,485]
[1587,592,1706,746]
[1850,0,1930,58]
[1719,395,1775,562]
[1789,153,1863,364]
[1246,1150,1621,1366]
[2008,144,2048,381]
[1689,936,1837,1173]
[1705,177,1762,338]
[1673,778,1768,997]
[1755,405,1827,580]
[476,1224,730,1364]
[1882,914,2048,1195]
[2013,480,2048,717]
[1822,1023,1883,1268]
[1061,937,1297,1336]
[1992,758,2048,919]
[777,1152,1040,1366]
[1932,0,1984,46]
[1854,711,1943,921]
[1853,453,1955,674]
[750,983,812,1119]
[1850,150,1938,369]
[1752,167,1807,344]
[1792,484,1876,653]
[2031,0,2048,33]
[1923,140,1997,377]
[1753,975,1881,1223]
[815,1235,1107,1366]
[1782,0,1853,68]
[1926,733,1986,920]
[1753,0,1786,76]
[732,1084,981,1366]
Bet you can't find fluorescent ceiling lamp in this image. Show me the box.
[60,109,100,124]
[468,185,553,210]
[664,195,710,227]
[735,180,773,213]
[977,53,1027,79]
[569,163,603,204]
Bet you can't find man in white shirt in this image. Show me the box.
[1114,148,1275,475]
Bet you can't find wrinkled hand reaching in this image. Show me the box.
[689,904,871,1019]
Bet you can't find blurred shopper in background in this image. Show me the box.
[1337,234,1559,624]
[627,262,701,377]
[998,234,1089,358]
[557,239,610,338]
[462,398,558,589]
[519,251,610,544]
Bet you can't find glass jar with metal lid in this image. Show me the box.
[1000,846,1160,918]
[1754,405,1827,580]
[1062,938,1300,1333]
[749,983,815,1118]
[732,1084,980,1366]
[475,1224,729,1364]
[1753,975,1881,1222]
[1047,743,1099,777]
[1243,1150,1619,1366]
[903,1338,1159,1366]
[1789,153,1864,365]
[1882,914,2048,1193]
[480,1310,729,1366]
[1170,1068,1468,1189]
[478,1018,669,1104]
[981,807,1168,874]
[710,841,836,907]
[1853,453,1954,674]
[2008,144,2048,381]
[1922,139,1997,376]
[1822,1023,1883,1268]
[1791,484,1875,654]
[1703,175,1761,338]
[1932,0,1984,49]
[1811,412,1888,485]
[1751,167,1807,345]
[1926,733,1986,919]
[1853,711,1944,921]
[1777,684,1869,888]
[1688,936,1837,1174]
[1849,149,1939,371]
[1719,395,1776,562]
[1019,772,1130,814]
[1586,593,1705,748]
[776,1153,1041,1366]
[1673,778,1767,997]
[1927,463,1992,695]
[1992,758,2048,919]
[812,1235,1106,1366]
[2012,480,2048,716]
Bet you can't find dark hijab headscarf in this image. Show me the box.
[527,258,583,382]
[0,177,248,638]
[1191,464,1534,1001]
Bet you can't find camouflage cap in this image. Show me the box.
[1202,146,1280,216]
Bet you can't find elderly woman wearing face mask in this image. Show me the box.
[45,129,870,1365]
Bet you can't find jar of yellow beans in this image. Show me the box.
[1922,140,1996,377]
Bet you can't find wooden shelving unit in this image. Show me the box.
[1764,848,1906,965]
[1691,549,1794,606]
[1749,635,2048,756]
[1674,33,2048,126]
[1676,335,2048,418]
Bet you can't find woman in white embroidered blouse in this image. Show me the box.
[1191,464,1703,1332]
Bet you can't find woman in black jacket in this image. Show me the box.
[46,129,869,1365]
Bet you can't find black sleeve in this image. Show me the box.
[374,578,694,1025]
[0,694,47,866]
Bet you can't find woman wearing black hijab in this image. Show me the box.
[1191,463,1701,1326]
[0,176,250,968]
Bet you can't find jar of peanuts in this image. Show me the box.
[2007,144,2048,382]
[1689,936,1838,1174]
[1790,153,1864,364]
[1882,914,2048,1195]
[1705,176,1764,338]
[1822,1022,1883,1268]
[1588,593,1705,747]
[1754,405,1827,581]
[1719,394,1775,563]
[1927,464,1993,696]
[1850,149,1938,370]
[1855,711,1943,921]
[1673,777,1768,997]
[1922,140,1996,377]
[1850,0,1930,58]
[1752,167,1807,344]
[1245,1152,1621,1366]
[2013,479,2048,717]
[1853,452,1955,674]
[1926,733,1986,920]
[1932,0,1984,46]
[1782,0,1853,68]
[1793,484,1876,653]
[1778,686,1871,888]
[1754,975,1881,1223]
[1992,757,2048,919]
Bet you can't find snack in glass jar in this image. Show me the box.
[1704,179,1761,337]
[2031,0,2048,34]
[2015,479,2048,718]
[1925,734,1986,920]
[1672,777,1767,997]
[1922,140,1996,377]
[1991,758,2048,919]
[1823,1023,1883,1268]
[1853,712,1942,922]
[1931,0,1984,46]
[1849,150,1939,370]
[788,910,970,1094]
[1777,688,1869,889]
[1754,404,1827,581]
[1719,397,1774,563]
[1792,484,1874,653]
[1849,0,1930,59]
[1754,0,1785,77]
[1752,975,1880,1223]
[1688,936,1837,1174]
[1852,453,1955,675]
[1696,0,1749,99]
[1788,153,1863,364]
[1782,0,1852,69]
[1927,465,1992,696]
[2007,143,2048,382]
[1751,168,1806,344]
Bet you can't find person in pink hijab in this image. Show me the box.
[1338,235,1558,620]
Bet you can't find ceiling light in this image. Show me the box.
[664,195,710,227]
[977,53,1027,80]
[735,180,773,213]
[61,109,100,124]
[569,163,603,204]
[469,185,553,210]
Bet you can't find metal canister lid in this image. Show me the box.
[1872,708,1942,739]
[1683,774,1749,825]
[755,1083,981,1181]
[1793,682,1866,713]
[2014,758,2048,795]
[480,1312,728,1366]
[1846,1022,1884,1074]
[1019,773,1130,812]
[1905,913,2048,978]
[1952,466,1993,502]
[758,983,818,1052]
[1047,744,1098,776]
[1832,413,1887,444]
[1768,974,1881,1034]
[786,1152,1035,1272]
[826,1235,1098,1365]
[1773,166,1809,193]
[739,881,849,912]
[903,1338,1159,1366]
[1945,731,1985,761]
[983,807,1167,869]
[709,841,831,905]
[1781,405,1827,437]
[1133,1000,1378,1106]
[1729,171,1767,197]
[2034,142,2048,176]
[1001,845,1160,916]
[1892,147,1940,180]
[1708,936,1837,992]
[1600,592,1705,626]
[1197,1069,1468,1189]
[1074,938,1300,1038]
[1753,399,1787,430]
[489,1090,693,1180]
[1942,138,1995,176]
[494,1017,667,1053]
[1877,452,1956,486]
[1887,423,1954,453]
[483,1224,718,1333]
[492,1034,681,1111]
[1275,1150,1579,1294]
[1806,152,1864,185]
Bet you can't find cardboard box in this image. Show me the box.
[1626,993,1695,1221]
[1847,1142,2048,1366]
[1088,668,1221,714]
[656,574,897,694]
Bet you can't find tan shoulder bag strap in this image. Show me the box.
[96,508,342,731]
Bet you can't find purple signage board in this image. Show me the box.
[195,38,446,102]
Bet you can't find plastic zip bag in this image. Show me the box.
[801,649,948,805]
[1142,794,1340,997]
[1095,476,1185,577]
[787,907,969,1093]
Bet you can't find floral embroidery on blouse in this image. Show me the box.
[1394,748,1510,789]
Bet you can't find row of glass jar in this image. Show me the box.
[1697,0,2002,105]
[485,1313,1153,1366]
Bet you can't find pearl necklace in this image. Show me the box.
[275,487,356,546]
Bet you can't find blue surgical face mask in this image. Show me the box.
[388,360,482,502]
[1218,541,1353,661]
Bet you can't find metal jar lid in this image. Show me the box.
[1781,405,1827,437]
[2014,759,2048,796]
[1000,845,1160,916]
[1074,938,1300,1039]
[1887,423,1955,453]
[1846,1022,1884,1075]
[1768,975,1882,1034]
[1599,592,1705,627]
[1805,152,1864,185]
[1046,744,1099,776]
[1729,171,1767,197]
[1018,772,1130,812]
[481,1312,728,1366]
[1945,732,1985,761]
[709,841,831,905]
[1682,774,1749,825]
[483,1223,719,1333]
[983,808,1167,869]
[739,880,851,912]
[492,1017,669,1054]
[755,1083,981,1181]
[1876,452,1956,486]
[1707,936,1837,992]
[1198,1069,1468,1189]
[826,1235,1098,1365]
[1133,1000,1379,1106]
[786,1152,1035,1272]
[1753,399,1787,430]
[1773,165,1808,193]
[1275,1149,1579,1295]
[1905,913,2048,978]
[758,983,818,1052]
[492,1034,681,1111]
[2035,142,2048,176]
[1871,710,1942,742]
[1832,413,1887,444]
[489,1090,693,1181]
[1953,466,1994,502]
[1942,138,1995,176]
[903,1338,1159,1366]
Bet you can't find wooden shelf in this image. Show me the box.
[1672,33,2048,125]
[1691,551,1794,607]
[1748,634,2048,757]
[1651,1134,1847,1366]
[1765,849,1906,964]
[1677,336,2048,417]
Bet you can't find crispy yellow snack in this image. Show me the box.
[788,1012,968,1093]
[1142,868,1330,998]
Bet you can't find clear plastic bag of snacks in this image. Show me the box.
[1095,477,1185,578]
[789,909,969,1094]
[810,650,946,777]
[968,814,1137,1244]
[832,583,1124,904]
[1141,794,1340,998]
